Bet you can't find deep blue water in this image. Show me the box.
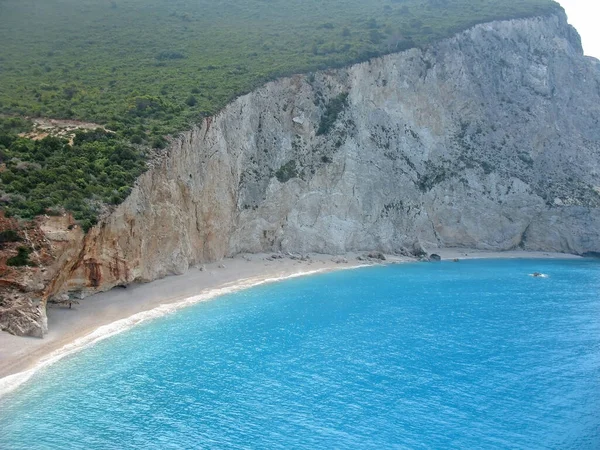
[1,259,599,449]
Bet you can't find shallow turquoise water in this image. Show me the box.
[1,259,599,449]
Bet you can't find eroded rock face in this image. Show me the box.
[0,214,84,337]
[0,296,47,338]
[4,12,600,336]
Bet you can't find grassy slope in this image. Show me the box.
[0,0,559,139]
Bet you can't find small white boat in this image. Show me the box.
[529,272,549,278]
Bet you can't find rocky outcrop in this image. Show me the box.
[0,213,85,336]
[0,296,46,338]
[3,11,600,336]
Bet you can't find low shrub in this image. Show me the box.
[317,93,349,136]
[275,160,298,183]
[7,246,32,267]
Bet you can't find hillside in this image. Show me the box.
[1,0,559,141]
[0,1,561,231]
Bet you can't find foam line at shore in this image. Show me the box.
[0,265,368,400]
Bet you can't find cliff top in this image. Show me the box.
[0,0,561,139]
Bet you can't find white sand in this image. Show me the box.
[0,249,580,397]
[433,248,582,261]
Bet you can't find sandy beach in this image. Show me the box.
[0,249,581,397]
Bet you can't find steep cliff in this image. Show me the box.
[61,11,600,289]
[3,12,600,336]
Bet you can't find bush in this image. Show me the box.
[73,128,114,145]
[0,230,21,243]
[185,95,197,107]
[275,160,298,183]
[130,134,144,144]
[0,130,145,229]
[317,93,349,136]
[0,117,32,134]
[7,246,32,267]
[151,136,168,149]
[155,50,186,61]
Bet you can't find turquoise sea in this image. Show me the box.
[0,259,599,449]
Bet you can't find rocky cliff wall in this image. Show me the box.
[39,12,600,321]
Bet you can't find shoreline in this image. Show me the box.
[0,249,582,398]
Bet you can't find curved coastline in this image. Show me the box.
[0,254,374,399]
[0,249,581,399]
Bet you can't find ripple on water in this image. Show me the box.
[0,259,599,449]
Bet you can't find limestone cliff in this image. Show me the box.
[3,12,600,336]
[59,11,600,291]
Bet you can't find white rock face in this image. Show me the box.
[56,12,600,295]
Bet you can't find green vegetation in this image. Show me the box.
[0,0,559,227]
[0,117,32,136]
[276,161,299,183]
[7,246,33,267]
[0,230,21,244]
[0,118,146,230]
[0,0,558,140]
[318,93,349,136]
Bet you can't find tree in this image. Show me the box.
[186,95,197,107]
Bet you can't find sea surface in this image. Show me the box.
[1,259,599,449]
